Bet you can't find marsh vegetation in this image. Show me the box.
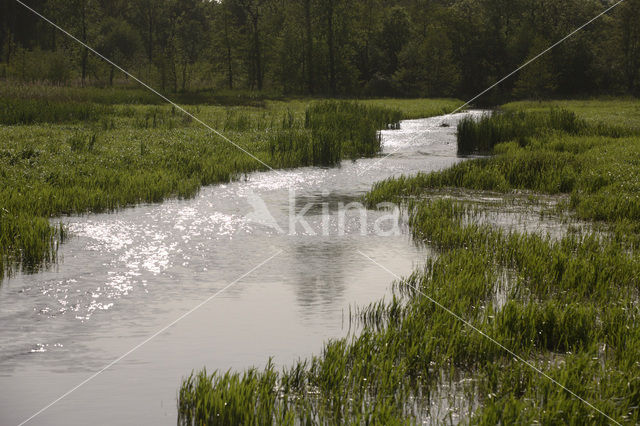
[178,99,640,424]
[0,85,458,280]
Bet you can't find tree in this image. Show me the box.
[53,0,98,85]
[1,0,636,98]
[133,0,164,78]
[213,1,239,90]
[620,0,640,94]
[303,0,315,94]
[98,18,142,86]
[175,0,207,91]
[378,6,411,76]
[513,37,557,99]
[235,0,268,91]
[394,30,460,97]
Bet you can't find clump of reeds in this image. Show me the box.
[178,102,640,423]
[267,101,401,167]
[456,108,588,155]
[178,197,640,424]
[0,98,112,125]
[0,97,406,280]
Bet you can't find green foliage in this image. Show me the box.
[512,37,558,99]
[0,94,446,280]
[369,102,640,226]
[456,108,588,155]
[267,101,402,167]
[178,363,289,426]
[178,195,640,423]
[4,0,638,97]
[176,99,640,423]
[0,98,112,125]
[3,47,74,84]
[394,31,461,98]
[503,99,640,131]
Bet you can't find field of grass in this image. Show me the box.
[0,83,460,280]
[360,98,461,120]
[503,99,640,130]
[178,99,640,424]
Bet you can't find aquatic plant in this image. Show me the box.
[178,99,640,424]
[456,108,587,155]
[178,196,640,424]
[0,93,447,280]
[368,114,640,225]
[455,106,639,155]
[0,98,112,125]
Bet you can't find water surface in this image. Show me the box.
[0,112,481,425]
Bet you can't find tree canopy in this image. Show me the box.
[1,0,639,99]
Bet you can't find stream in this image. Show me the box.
[0,111,486,425]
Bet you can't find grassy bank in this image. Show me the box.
[178,99,640,424]
[0,85,460,279]
[502,99,640,130]
[368,103,640,226]
[455,106,637,155]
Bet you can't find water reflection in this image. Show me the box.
[0,112,480,426]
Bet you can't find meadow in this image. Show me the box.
[178,99,640,424]
[0,83,460,280]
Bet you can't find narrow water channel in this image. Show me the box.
[0,111,482,425]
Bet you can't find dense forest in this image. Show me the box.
[1,0,639,100]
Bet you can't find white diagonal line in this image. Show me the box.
[14,0,280,174]
[357,145,403,177]
[358,0,625,176]
[357,250,621,426]
[18,249,283,426]
[449,0,626,115]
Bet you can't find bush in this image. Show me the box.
[6,47,73,84]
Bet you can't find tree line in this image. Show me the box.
[1,0,639,99]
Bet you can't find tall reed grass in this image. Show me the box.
[267,101,401,167]
[0,97,405,280]
[178,197,640,423]
[0,99,112,125]
[0,82,277,106]
[456,108,637,155]
[369,108,640,225]
[178,99,640,423]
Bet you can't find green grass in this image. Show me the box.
[503,99,640,131]
[455,107,637,155]
[178,98,640,424]
[0,98,114,125]
[359,98,461,120]
[368,102,640,224]
[178,198,640,424]
[0,86,458,279]
[0,83,279,106]
[456,108,587,155]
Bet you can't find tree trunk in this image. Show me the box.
[81,49,88,86]
[160,57,166,91]
[252,16,263,91]
[224,12,233,89]
[5,0,15,64]
[147,9,153,78]
[226,43,233,89]
[182,61,187,92]
[327,1,336,95]
[172,59,178,93]
[622,1,640,93]
[80,1,88,86]
[304,0,314,94]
